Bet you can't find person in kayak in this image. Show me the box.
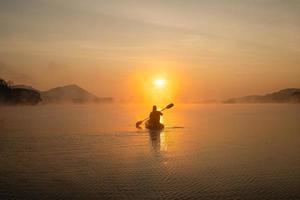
[148,105,163,127]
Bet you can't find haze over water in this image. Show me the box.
[1,104,299,199]
[1,1,300,199]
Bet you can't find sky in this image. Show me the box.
[0,0,300,102]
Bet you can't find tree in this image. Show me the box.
[0,78,8,87]
[0,78,42,105]
[0,79,11,103]
[7,80,14,87]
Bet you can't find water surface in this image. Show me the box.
[0,104,299,199]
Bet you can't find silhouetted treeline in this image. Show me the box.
[0,79,41,105]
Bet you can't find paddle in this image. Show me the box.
[135,103,174,128]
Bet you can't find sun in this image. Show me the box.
[153,78,166,88]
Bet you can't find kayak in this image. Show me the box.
[145,120,164,130]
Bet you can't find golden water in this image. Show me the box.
[0,104,299,199]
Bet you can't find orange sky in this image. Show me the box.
[0,0,300,102]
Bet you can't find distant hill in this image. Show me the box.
[0,79,42,105]
[224,88,300,103]
[11,84,39,92]
[41,84,113,104]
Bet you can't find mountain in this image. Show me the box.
[41,84,113,104]
[11,84,39,92]
[0,79,41,105]
[224,88,300,103]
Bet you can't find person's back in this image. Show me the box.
[149,105,162,125]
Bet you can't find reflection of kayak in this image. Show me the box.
[145,120,164,130]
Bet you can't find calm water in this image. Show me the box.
[0,104,299,200]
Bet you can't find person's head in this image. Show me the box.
[152,105,157,111]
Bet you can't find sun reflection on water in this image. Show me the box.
[149,130,168,154]
[159,131,167,152]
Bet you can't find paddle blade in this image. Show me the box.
[135,121,143,128]
[166,103,174,109]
